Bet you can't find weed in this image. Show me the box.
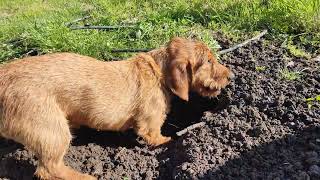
[255,66,267,72]
[306,95,320,108]
[287,41,312,59]
[306,95,320,102]
[279,69,301,81]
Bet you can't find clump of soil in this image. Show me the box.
[1,38,319,180]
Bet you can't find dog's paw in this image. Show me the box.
[82,174,97,180]
[148,136,171,146]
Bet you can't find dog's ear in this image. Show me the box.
[167,37,194,101]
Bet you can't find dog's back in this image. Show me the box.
[0,53,162,133]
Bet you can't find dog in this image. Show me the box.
[0,37,233,179]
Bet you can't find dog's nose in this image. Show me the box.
[228,72,235,80]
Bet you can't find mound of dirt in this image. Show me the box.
[1,39,319,180]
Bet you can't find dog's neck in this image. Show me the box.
[147,47,173,99]
[147,47,169,73]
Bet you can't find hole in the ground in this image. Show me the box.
[71,128,141,148]
[162,91,231,137]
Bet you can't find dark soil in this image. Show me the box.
[1,38,320,180]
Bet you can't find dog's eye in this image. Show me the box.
[207,60,212,64]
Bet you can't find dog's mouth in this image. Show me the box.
[193,79,230,98]
[196,83,222,98]
[201,86,221,97]
[205,86,221,93]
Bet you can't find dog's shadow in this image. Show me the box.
[71,91,231,148]
[162,92,230,137]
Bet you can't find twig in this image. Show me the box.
[108,30,267,55]
[168,123,180,129]
[176,122,206,136]
[111,48,153,53]
[217,30,268,55]
[70,25,135,30]
[65,15,91,27]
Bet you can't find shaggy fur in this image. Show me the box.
[0,37,233,179]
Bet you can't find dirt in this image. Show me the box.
[1,38,320,180]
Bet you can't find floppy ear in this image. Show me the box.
[167,37,194,101]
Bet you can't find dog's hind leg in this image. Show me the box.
[33,116,95,180]
[0,97,95,180]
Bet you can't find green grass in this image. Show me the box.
[279,68,301,81]
[255,66,267,72]
[306,95,320,108]
[287,42,312,59]
[306,95,320,102]
[1,0,319,62]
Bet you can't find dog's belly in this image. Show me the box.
[68,109,135,132]
[93,117,134,132]
[83,117,134,132]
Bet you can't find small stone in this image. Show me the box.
[289,122,295,126]
[181,163,189,171]
[244,140,254,149]
[306,157,320,165]
[235,132,246,141]
[194,147,201,153]
[306,151,320,165]
[295,171,310,180]
[233,141,242,148]
[309,165,320,177]
[313,55,320,62]
[308,143,320,150]
[287,61,295,67]
[92,162,103,175]
[145,170,154,180]
[294,162,303,170]
[305,151,318,158]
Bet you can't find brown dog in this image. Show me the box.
[0,37,233,179]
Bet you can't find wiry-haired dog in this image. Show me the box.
[0,37,233,179]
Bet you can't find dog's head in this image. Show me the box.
[165,37,234,101]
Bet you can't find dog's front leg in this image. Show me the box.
[134,114,171,146]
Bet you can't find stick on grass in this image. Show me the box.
[109,29,268,54]
[65,15,91,27]
[111,48,153,53]
[176,122,206,136]
[217,30,268,55]
[70,25,135,30]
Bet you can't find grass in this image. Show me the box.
[306,95,320,108]
[279,69,301,81]
[255,66,267,72]
[282,38,312,59]
[287,43,312,59]
[0,0,320,62]
[306,95,320,102]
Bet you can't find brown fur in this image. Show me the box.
[0,37,233,179]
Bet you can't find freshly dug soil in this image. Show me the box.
[1,38,319,180]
